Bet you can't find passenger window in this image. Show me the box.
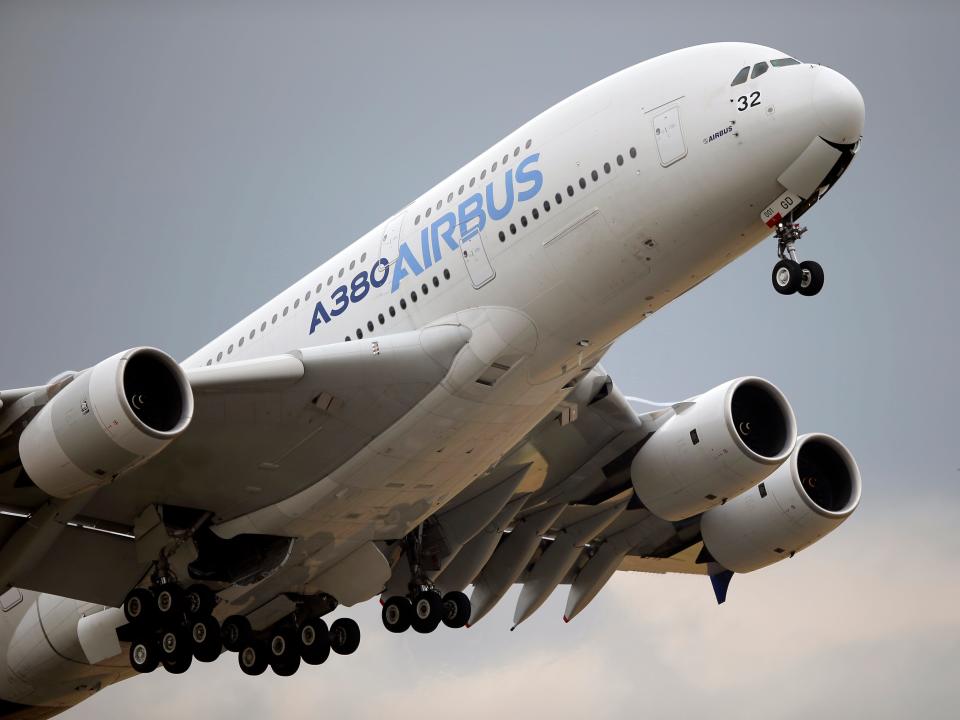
[731,66,750,86]
[751,62,769,79]
[770,58,800,67]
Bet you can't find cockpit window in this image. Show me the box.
[751,62,769,79]
[770,58,801,67]
[731,66,750,86]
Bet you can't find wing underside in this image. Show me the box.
[0,326,707,619]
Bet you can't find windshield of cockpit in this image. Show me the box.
[730,57,801,86]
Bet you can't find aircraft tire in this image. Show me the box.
[185,584,216,617]
[441,591,472,629]
[329,617,361,655]
[123,588,156,625]
[238,641,269,676]
[268,625,300,665]
[798,260,825,296]
[154,584,184,620]
[382,596,413,634]
[162,650,193,675]
[772,259,802,295]
[129,637,160,674]
[190,616,222,662]
[299,617,331,665]
[410,591,443,634]
[221,615,252,653]
[271,654,301,677]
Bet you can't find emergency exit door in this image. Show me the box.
[652,106,687,167]
[379,211,404,263]
[459,226,495,288]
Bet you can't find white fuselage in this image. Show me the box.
[179,42,861,575]
[0,41,867,716]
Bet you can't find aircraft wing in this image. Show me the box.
[0,323,473,605]
[374,369,714,628]
[0,325,715,618]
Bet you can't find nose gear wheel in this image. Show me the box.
[771,223,824,296]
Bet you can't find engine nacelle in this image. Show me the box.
[700,433,862,572]
[19,347,193,498]
[3,594,127,707]
[631,377,796,521]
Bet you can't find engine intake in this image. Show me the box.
[700,433,862,573]
[631,377,797,521]
[19,347,193,498]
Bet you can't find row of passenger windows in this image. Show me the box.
[205,249,374,365]
[496,147,637,244]
[414,138,534,226]
[205,136,635,365]
[345,267,453,341]
[730,57,800,86]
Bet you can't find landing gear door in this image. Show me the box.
[652,106,687,167]
[458,225,495,288]
[379,211,404,264]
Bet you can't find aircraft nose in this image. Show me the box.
[812,66,865,145]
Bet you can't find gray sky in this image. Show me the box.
[1,0,957,717]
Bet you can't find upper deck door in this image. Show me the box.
[458,225,495,288]
[652,106,687,167]
[379,211,404,263]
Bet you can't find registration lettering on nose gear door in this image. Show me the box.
[760,190,803,228]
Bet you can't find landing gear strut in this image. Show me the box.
[380,527,472,635]
[771,223,824,297]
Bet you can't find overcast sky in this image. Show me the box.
[1,1,957,717]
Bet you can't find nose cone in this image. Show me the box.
[812,67,865,144]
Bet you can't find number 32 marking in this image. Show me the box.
[737,91,761,111]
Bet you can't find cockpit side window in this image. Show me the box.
[751,62,769,79]
[770,58,801,67]
[731,66,750,86]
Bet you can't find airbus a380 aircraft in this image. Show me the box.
[0,42,863,716]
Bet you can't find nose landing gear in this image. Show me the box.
[771,223,824,297]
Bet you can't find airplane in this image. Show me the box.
[0,41,864,717]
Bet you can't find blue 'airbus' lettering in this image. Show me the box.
[390,152,543,292]
[307,152,544,335]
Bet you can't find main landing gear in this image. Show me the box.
[123,583,220,675]
[230,615,359,677]
[771,222,824,297]
[122,583,361,677]
[380,527,472,635]
[381,588,471,634]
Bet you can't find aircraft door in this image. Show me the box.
[651,106,687,167]
[379,211,404,263]
[458,225,495,288]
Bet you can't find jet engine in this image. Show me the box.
[19,347,193,498]
[630,377,796,521]
[700,433,861,572]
